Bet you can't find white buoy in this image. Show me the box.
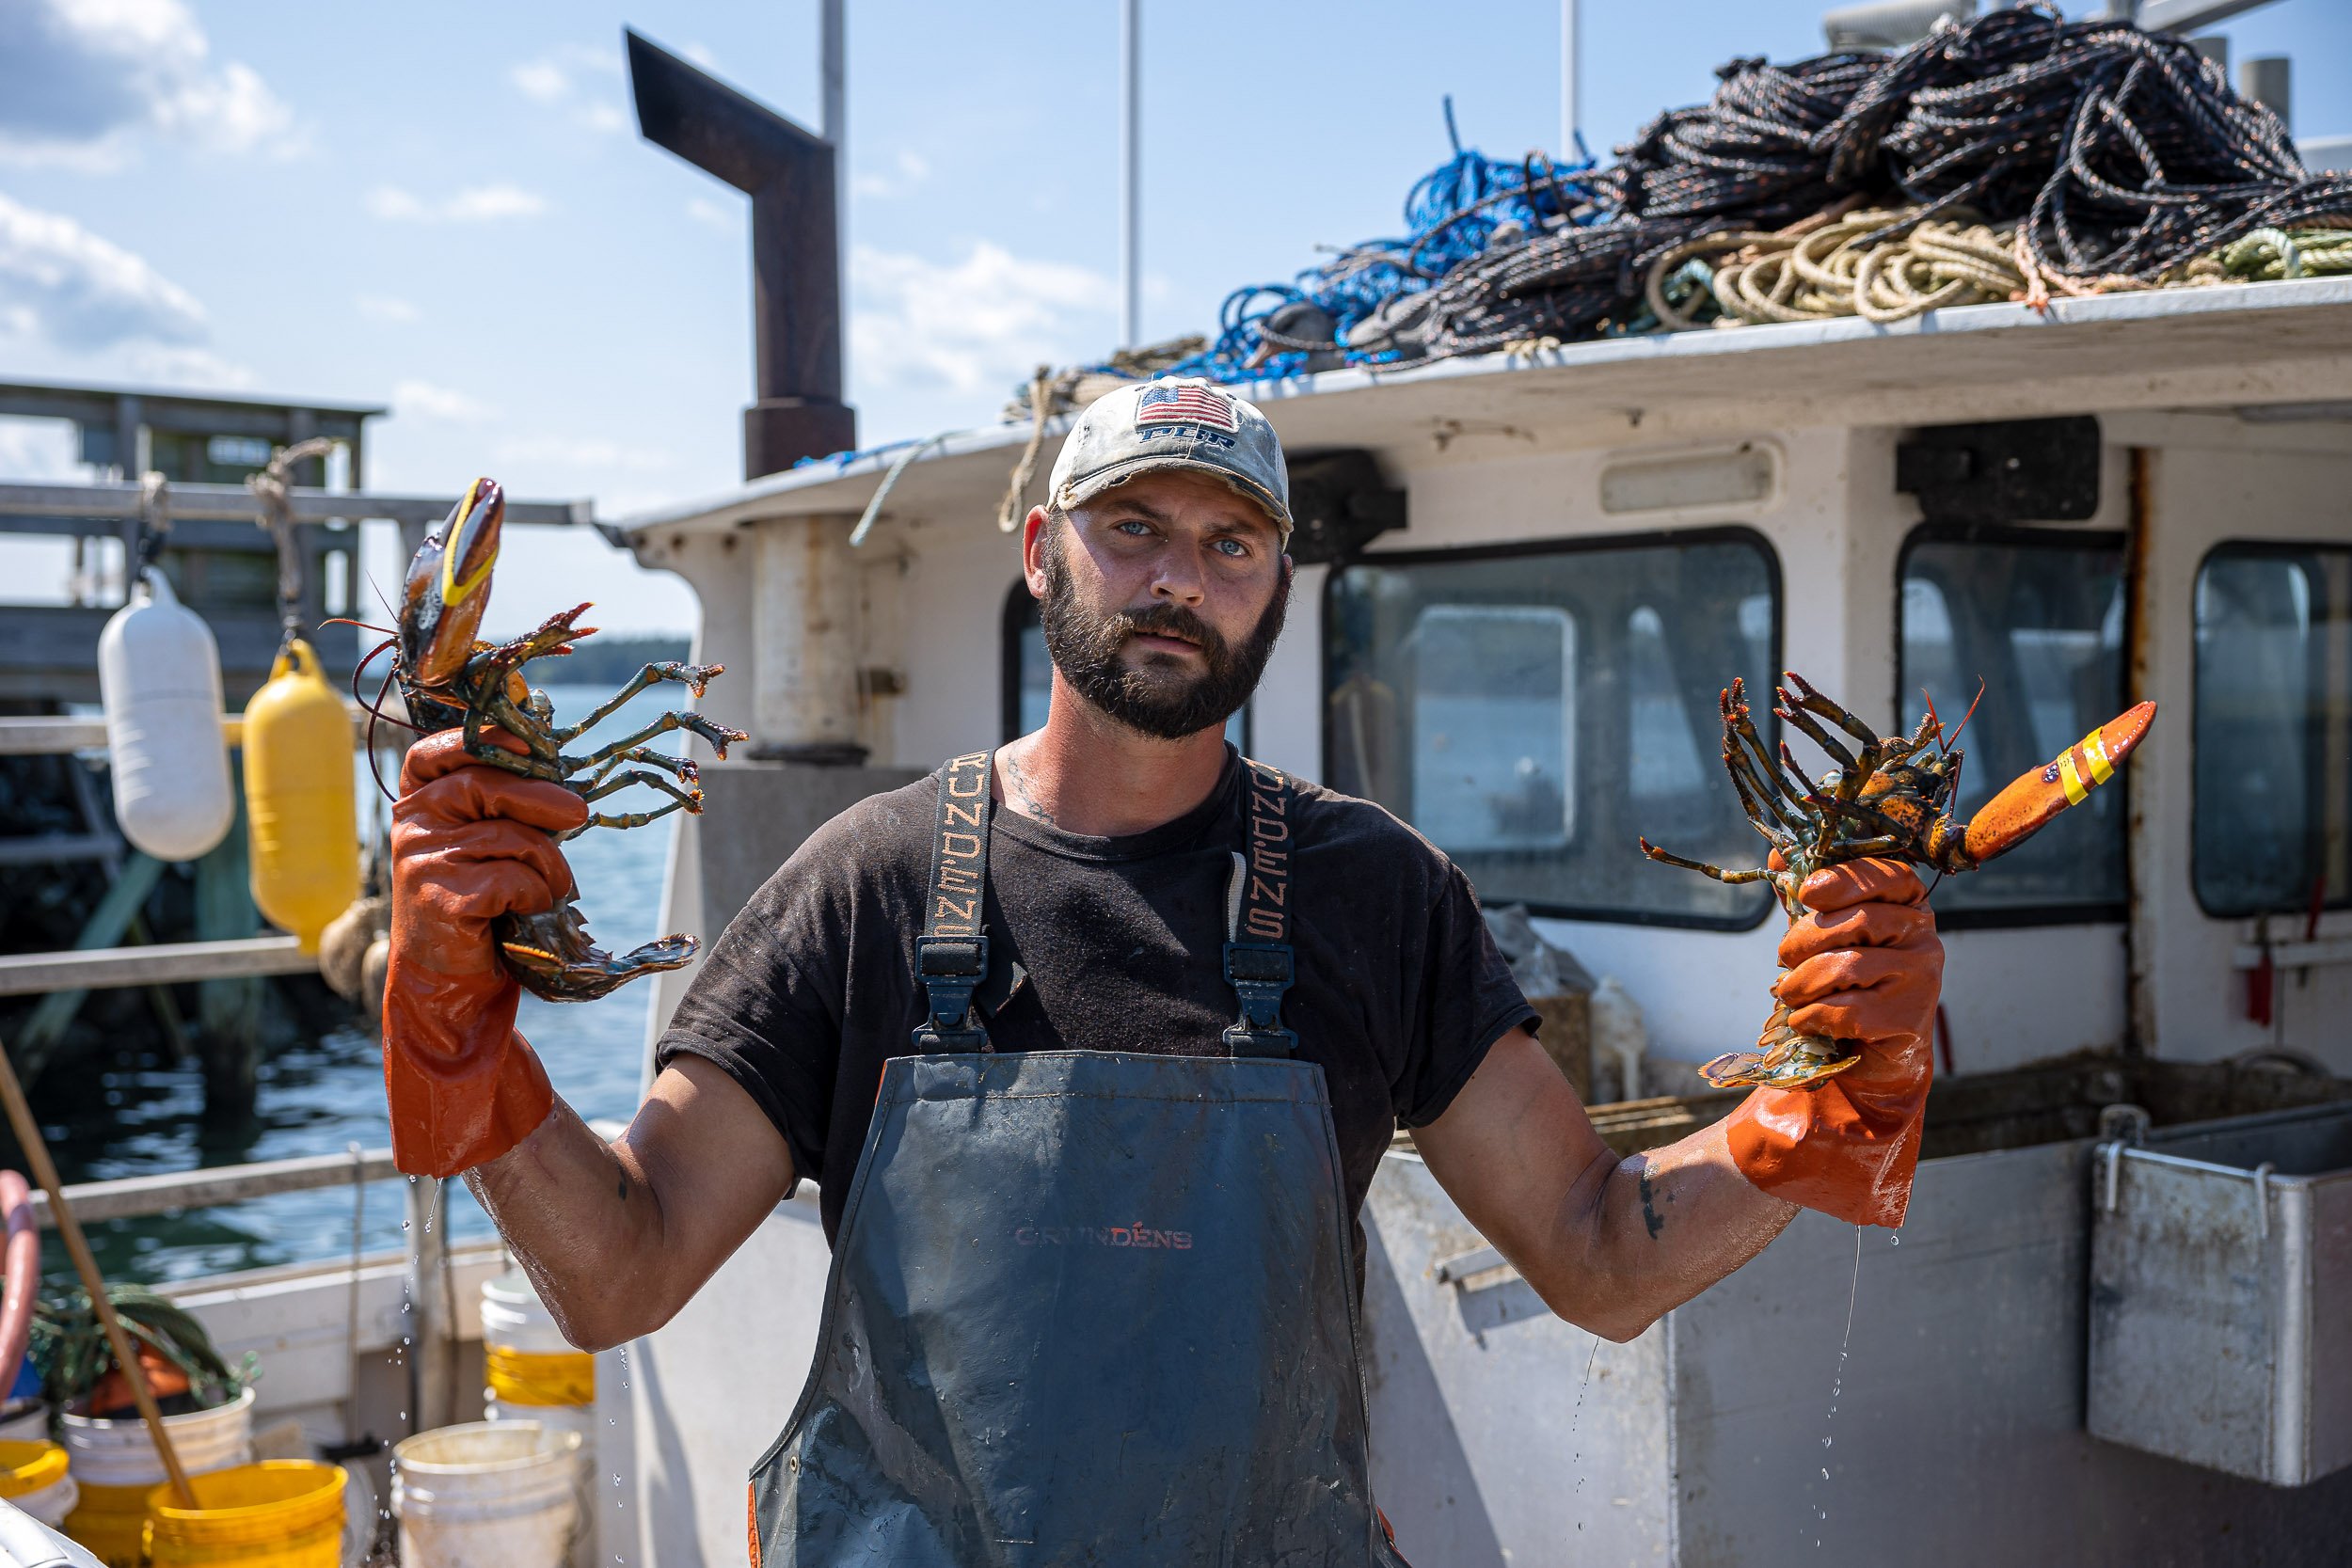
[97,574,234,863]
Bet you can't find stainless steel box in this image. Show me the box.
[2087,1101,2352,1486]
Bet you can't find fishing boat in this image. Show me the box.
[3,4,2350,1565]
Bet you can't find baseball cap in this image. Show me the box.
[1047,379,1292,545]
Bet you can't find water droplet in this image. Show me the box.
[1821,1436,1832,1448]
[1889,1234,1900,1246]
[1821,1466,1830,1480]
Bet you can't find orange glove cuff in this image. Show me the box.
[1724,1077,1927,1228]
[382,977,556,1178]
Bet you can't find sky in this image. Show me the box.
[1,0,2345,637]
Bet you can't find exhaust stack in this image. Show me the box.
[627,29,855,479]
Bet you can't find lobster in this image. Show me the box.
[358,477,749,1003]
[1640,671,2155,1090]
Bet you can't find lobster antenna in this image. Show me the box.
[1942,677,1987,752]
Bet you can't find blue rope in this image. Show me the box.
[1167,101,1602,384]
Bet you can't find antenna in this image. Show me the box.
[1120,0,1142,349]
[1561,0,1579,160]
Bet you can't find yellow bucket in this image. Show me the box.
[63,1479,152,1568]
[144,1461,345,1568]
[0,1437,70,1497]
[485,1345,595,1406]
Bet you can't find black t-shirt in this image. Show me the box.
[655,748,1534,1273]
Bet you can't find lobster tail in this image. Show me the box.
[1954,701,2157,869]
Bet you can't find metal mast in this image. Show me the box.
[1120,0,1142,348]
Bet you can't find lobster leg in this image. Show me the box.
[1951,702,2157,870]
[576,768,703,810]
[579,745,699,791]
[1637,839,1774,884]
[552,661,728,745]
[1722,686,1807,838]
[562,709,749,776]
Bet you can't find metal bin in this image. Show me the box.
[2087,1101,2352,1486]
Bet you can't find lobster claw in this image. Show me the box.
[1954,701,2156,868]
[401,478,504,687]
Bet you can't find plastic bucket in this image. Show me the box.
[143,1461,344,1567]
[0,1439,79,1528]
[61,1481,150,1568]
[394,1421,581,1568]
[0,1399,48,1443]
[60,1386,254,1488]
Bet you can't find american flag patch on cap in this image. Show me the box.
[1135,383,1239,433]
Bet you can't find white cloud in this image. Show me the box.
[117,342,252,388]
[0,0,294,167]
[368,183,548,224]
[853,150,931,200]
[510,44,628,135]
[685,198,734,231]
[394,379,498,422]
[0,191,206,349]
[0,418,85,480]
[511,60,570,103]
[356,293,420,324]
[850,241,1117,394]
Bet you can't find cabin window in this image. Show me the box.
[2192,544,2352,919]
[1898,529,2128,923]
[1325,531,1778,927]
[1001,583,1248,750]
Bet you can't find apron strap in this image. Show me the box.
[1223,758,1297,1058]
[913,750,994,1051]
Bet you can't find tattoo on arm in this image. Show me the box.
[1638,1160,1666,1241]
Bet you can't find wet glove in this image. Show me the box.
[1724,859,1942,1227]
[384,729,587,1177]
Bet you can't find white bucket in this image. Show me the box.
[0,1401,47,1443]
[58,1386,253,1488]
[393,1421,580,1568]
[479,1273,572,1356]
[8,1471,78,1529]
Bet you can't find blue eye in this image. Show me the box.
[1214,538,1248,558]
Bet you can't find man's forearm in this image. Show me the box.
[1563,1118,1798,1341]
[464,1095,672,1352]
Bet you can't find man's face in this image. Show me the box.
[1028,467,1290,742]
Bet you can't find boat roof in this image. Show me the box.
[618,275,2352,539]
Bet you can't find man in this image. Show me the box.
[384,381,1939,1564]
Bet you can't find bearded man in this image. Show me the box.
[382,380,1942,1565]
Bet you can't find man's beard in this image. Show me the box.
[1039,534,1288,742]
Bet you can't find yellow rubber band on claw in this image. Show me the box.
[2058,749,2090,805]
[2079,728,2115,784]
[439,479,498,608]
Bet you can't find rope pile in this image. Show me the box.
[964,6,2348,419]
[1399,9,2347,359]
[1160,98,1602,382]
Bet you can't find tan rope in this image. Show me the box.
[995,367,1054,533]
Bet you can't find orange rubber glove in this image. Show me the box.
[384,729,586,1177]
[1724,859,1942,1227]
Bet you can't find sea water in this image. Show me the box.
[50,685,683,1283]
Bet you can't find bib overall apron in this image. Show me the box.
[748,750,1407,1566]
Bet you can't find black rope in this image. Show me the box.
[1404,7,2352,362]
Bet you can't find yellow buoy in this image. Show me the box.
[242,640,358,952]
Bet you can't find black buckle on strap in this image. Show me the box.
[913,934,991,1050]
[1221,940,1296,1057]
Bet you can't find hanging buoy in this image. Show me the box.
[97,575,234,863]
[243,639,358,952]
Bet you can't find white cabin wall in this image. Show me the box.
[873,514,1025,765]
[2134,438,2352,1071]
